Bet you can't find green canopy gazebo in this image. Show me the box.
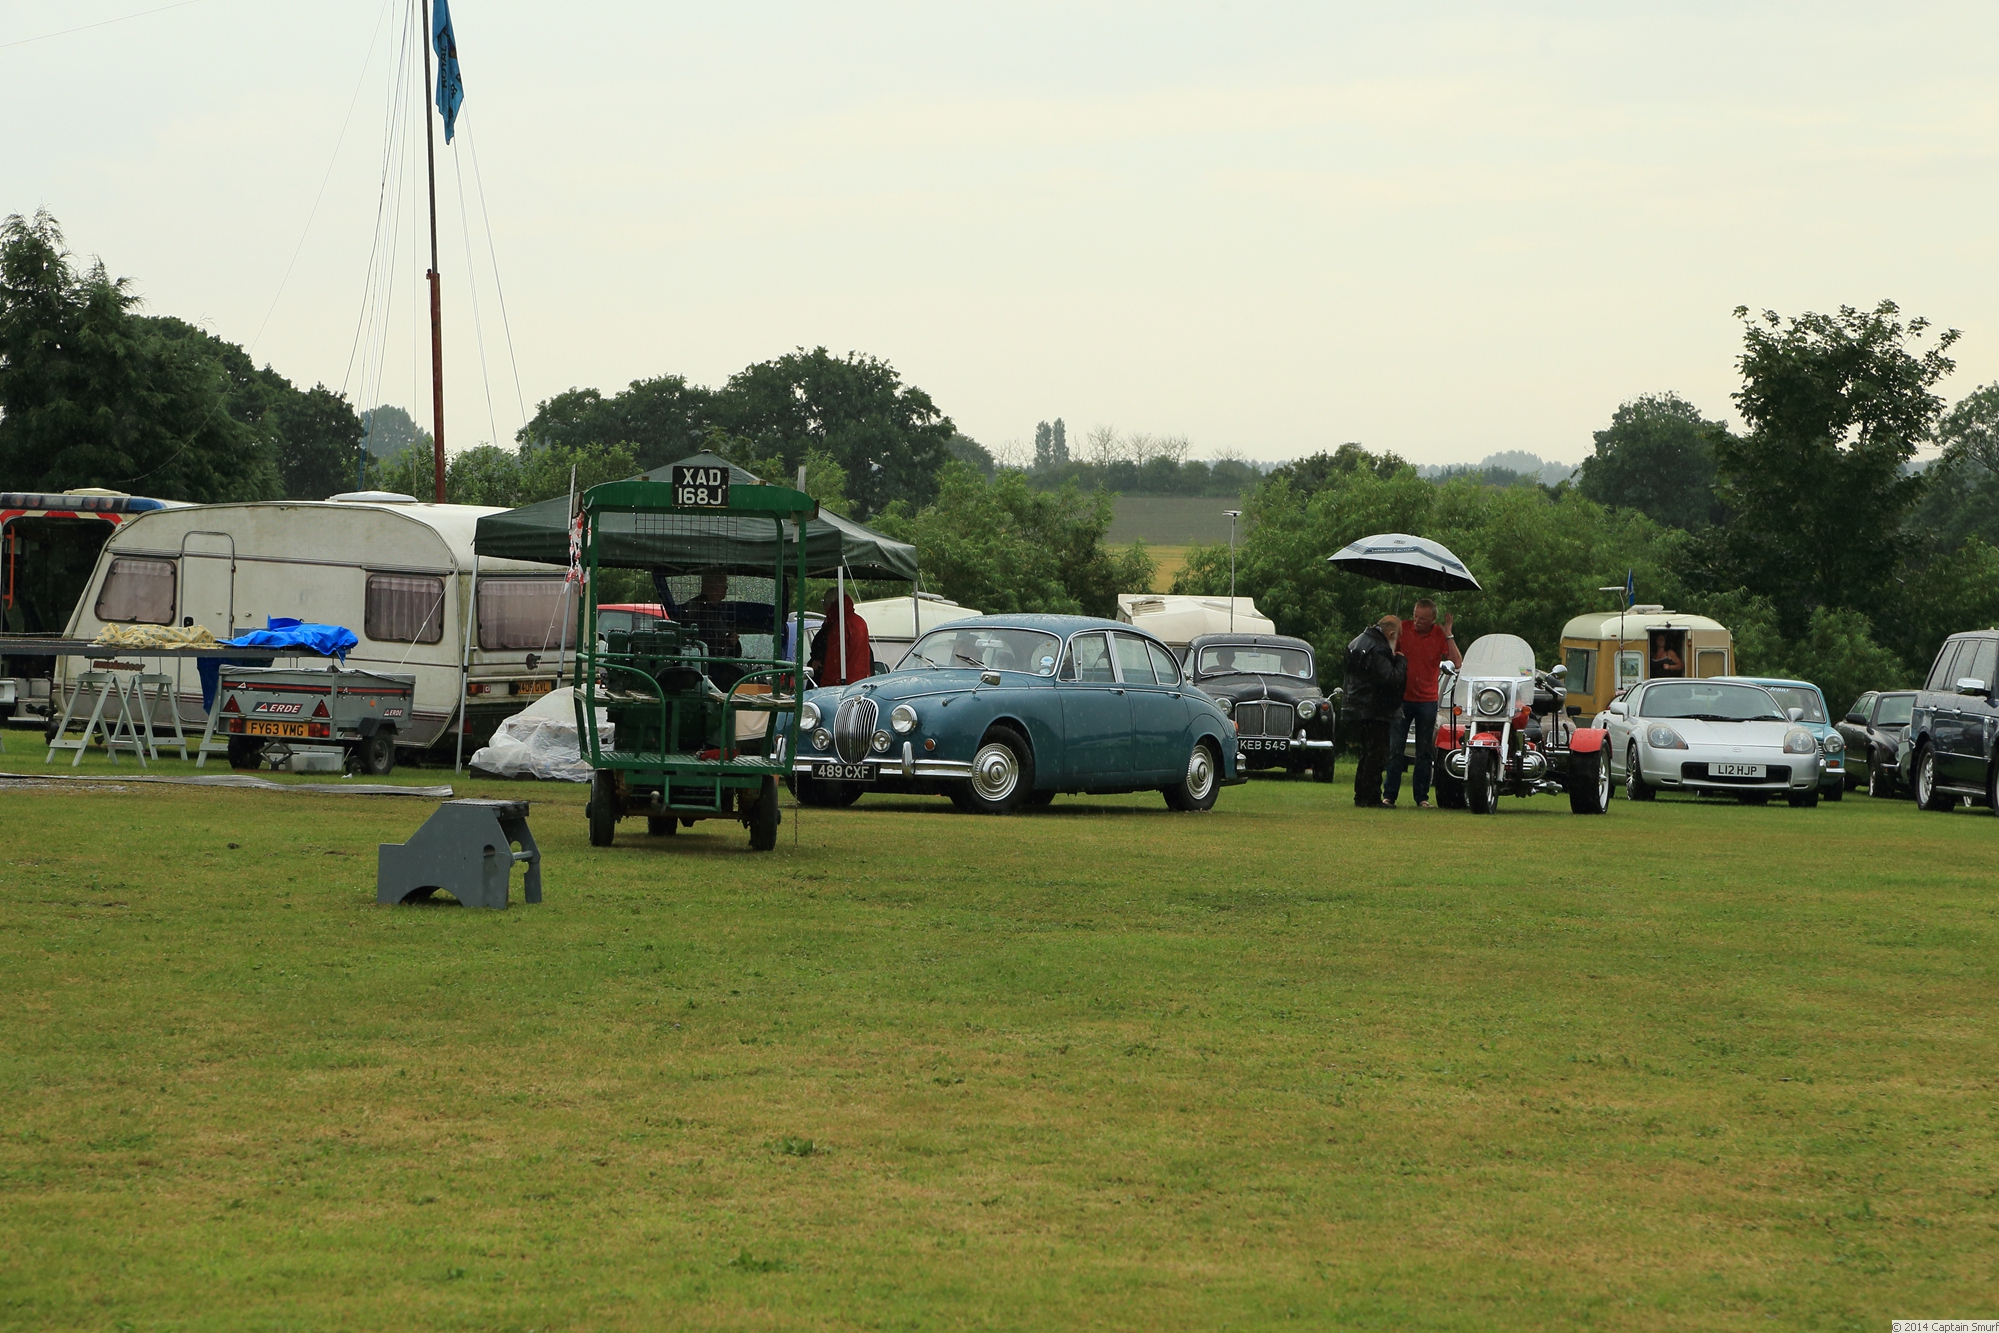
[459,452,922,770]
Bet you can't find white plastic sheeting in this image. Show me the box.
[469,687,610,782]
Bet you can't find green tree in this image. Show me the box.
[713,347,955,518]
[1575,393,1727,531]
[874,464,1152,616]
[1716,301,1958,634]
[0,211,276,502]
[517,375,713,471]
[374,440,638,508]
[361,404,430,461]
[1908,383,1999,553]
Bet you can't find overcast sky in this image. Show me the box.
[6,1,1996,467]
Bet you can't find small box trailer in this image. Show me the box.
[214,665,418,774]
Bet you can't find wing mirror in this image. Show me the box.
[1787,705,1805,722]
[1551,664,1567,677]
[1844,711,1865,724]
[980,669,1002,686]
[1606,699,1626,716]
[1956,677,1988,696]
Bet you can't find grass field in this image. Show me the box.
[3,748,1997,1330]
[1118,544,1193,592]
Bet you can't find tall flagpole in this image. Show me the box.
[420,0,446,503]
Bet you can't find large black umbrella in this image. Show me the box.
[1326,533,1481,591]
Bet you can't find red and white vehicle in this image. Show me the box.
[1431,633,1611,815]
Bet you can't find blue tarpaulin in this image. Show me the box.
[198,620,360,708]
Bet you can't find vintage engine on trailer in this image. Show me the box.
[1432,633,1610,815]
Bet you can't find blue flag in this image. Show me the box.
[433,0,463,143]
[1624,568,1635,607]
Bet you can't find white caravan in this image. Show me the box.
[853,592,981,669]
[1116,594,1275,662]
[56,497,572,755]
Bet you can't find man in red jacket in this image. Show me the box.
[808,589,873,686]
[1385,597,1461,808]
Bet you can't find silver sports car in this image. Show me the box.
[1598,678,1827,807]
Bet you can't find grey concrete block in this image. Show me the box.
[377,799,542,909]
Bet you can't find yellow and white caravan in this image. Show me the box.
[1558,606,1734,718]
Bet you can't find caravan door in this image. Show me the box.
[178,531,237,637]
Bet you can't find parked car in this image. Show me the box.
[1182,632,1337,781]
[1900,631,1999,812]
[1716,676,1845,800]
[1597,677,1827,806]
[788,614,1239,814]
[1836,690,1915,797]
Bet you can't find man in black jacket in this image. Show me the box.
[1344,614,1407,808]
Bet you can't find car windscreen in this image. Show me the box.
[1876,694,1913,726]
[902,626,1061,676]
[1762,686,1825,723]
[1639,681,1784,721]
[1197,643,1313,679]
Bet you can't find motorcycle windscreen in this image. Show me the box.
[1459,633,1535,678]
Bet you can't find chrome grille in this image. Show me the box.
[834,696,878,764]
[1233,703,1262,736]
[1232,702,1292,737]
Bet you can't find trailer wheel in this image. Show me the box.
[356,730,396,776]
[647,816,678,836]
[747,776,781,851]
[1465,747,1500,815]
[1569,748,1610,814]
[588,770,619,846]
[227,737,265,771]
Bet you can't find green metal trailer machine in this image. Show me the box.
[573,463,818,851]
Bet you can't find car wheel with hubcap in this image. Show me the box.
[1165,740,1220,812]
[1624,742,1655,801]
[958,725,1033,815]
[588,769,620,846]
[1915,743,1950,812]
[746,776,781,850]
[1868,760,1894,799]
[1465,747,1500,815]
[1569,747,1610,814]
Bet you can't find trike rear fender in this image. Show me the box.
[1568,727,1606,755]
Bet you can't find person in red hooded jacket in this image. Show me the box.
[808,588,873,685]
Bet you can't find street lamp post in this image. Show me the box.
[1224,510,1243,631]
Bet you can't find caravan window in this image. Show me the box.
[365,574,445,644]
[478,578,574,651]
[1564,647,1596,694]
[94,557,175,624]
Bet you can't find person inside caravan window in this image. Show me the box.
[661,566,773,688]
[1649,632,1684,678]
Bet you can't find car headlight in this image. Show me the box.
[1825,732,1843,752]
[1645,724,1687,750]
[812,728,832,751]
[890,702,918,734]
[871,729,892,753]
[1476,686,1507,716]
[1296,699,1315,721]
[1217,696,1233,715]
[1783,727,1816,754]
[799,701,820,731]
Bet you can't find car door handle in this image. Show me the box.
[1114,688,1125,695]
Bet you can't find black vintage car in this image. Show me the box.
[1836,689,1915,797]
[1184,633,1338,781]
[1902,631,1999,811]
